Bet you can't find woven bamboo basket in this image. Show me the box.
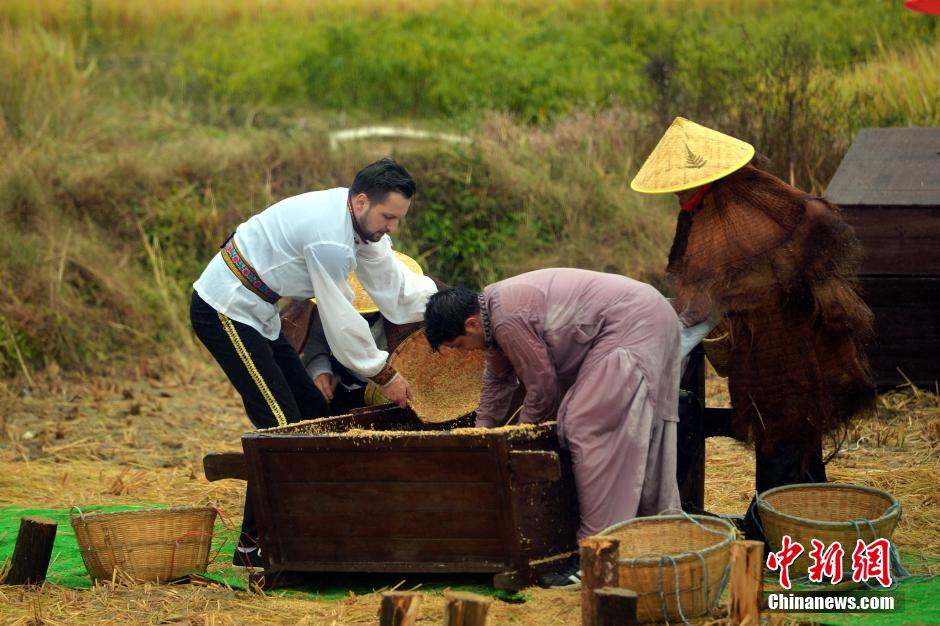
[702,317,730,377]
[757,483,901,584]
[70,506,217,583]
[599,515,736,623]
[365,328,485,423]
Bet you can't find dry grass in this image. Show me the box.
[703,373,940,561]
[0,360,936,624]
[0,0,787,31]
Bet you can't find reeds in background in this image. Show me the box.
[1,0,937,376]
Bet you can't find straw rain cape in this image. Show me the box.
[667,165,876,452]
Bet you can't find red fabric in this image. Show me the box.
[680,183,713,213]
[905,0,940,15]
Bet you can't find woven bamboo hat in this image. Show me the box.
[313,251,424,314]
[631,117,755,194]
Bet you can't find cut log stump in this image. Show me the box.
[443,591,492,626]
[378,591,421,626]
[594,587,638,626]
[2,516,58,585]
[580,536,621,626]
[729,540,764,626]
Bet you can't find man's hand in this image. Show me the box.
[314,372,339,402]
[381,373,414,409]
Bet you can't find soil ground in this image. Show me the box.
[0,357,937,624]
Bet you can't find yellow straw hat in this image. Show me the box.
[630,117,755,194]
[313,251,424,314]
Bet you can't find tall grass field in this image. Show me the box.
[1,0,938,377]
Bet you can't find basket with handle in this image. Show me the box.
[598,514,736,623]
[702,317,731,377]
[757,483,901,586]
[70,506,217,583]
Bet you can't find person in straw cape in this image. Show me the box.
[423,268,683,589]
[631,117,876,541]
[189,158,437,567]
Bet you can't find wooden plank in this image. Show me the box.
[594,587,638,626]
[246,430,503,452]
[825,127,940,206]
[202,453,248,482]
[512,482,579,558]
[509,450,561,483]
[677,346,707,511]
[258,449,499,483]
[2,517,57,585]
[845,207,940,274]
[860,276,940,386]
[582,537,621,626]
[267,481,501,514]
[276,536,511,564]
[495,435,529,581]
[379,591,420,626]
[729,541,764,626]
[273,509,501,540]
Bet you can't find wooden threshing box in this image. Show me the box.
[826,127,940,387]
[224,406,578,589]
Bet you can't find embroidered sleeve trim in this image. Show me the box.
[370,363,398,387]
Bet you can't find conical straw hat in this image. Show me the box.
[631,117,754,194]
[312,251,424,314]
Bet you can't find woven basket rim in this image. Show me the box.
[600,514,736,566]
[702,332,729,343]
[70,505,216,524]
[384,327,483,423]
[756,483,900,529]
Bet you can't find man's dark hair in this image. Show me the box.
[350,158,416,204]
[424,287,481,351]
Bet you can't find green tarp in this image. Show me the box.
[2,505,936,622]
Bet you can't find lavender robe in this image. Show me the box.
[476,269,681,538]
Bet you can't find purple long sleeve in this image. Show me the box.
[475,349,518,427]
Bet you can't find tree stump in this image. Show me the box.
[580,536,620,626]
[594,587,638,626]
[378,591,421,626]
[729,540,764,626]
[2,516,58,585]
[443,590,492,626]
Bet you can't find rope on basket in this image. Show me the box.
[643,509,734,625]
[755,491,933,589]
[849,514,917,590]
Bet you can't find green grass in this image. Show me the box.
[1,0,938,376]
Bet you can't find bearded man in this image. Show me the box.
[190,158,437,566]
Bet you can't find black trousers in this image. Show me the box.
[742,436,828,543]
[190,291,330,547]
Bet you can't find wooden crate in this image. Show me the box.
[826,127,940,387]
[225,406,578,589]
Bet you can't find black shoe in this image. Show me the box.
[232,545,263,570]
[538,556,582,590]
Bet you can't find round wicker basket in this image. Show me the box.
[599,514,736,623]
[702,317,730,377]
[757,483,901,584]
[365,328,485,423]
[70,506,217,583]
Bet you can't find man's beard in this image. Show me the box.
[357,213,387,242]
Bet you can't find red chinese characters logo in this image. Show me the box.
[766,535,804,589]
[851,538,893,588]
[767,536,894,589]
[807,539,845,584]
